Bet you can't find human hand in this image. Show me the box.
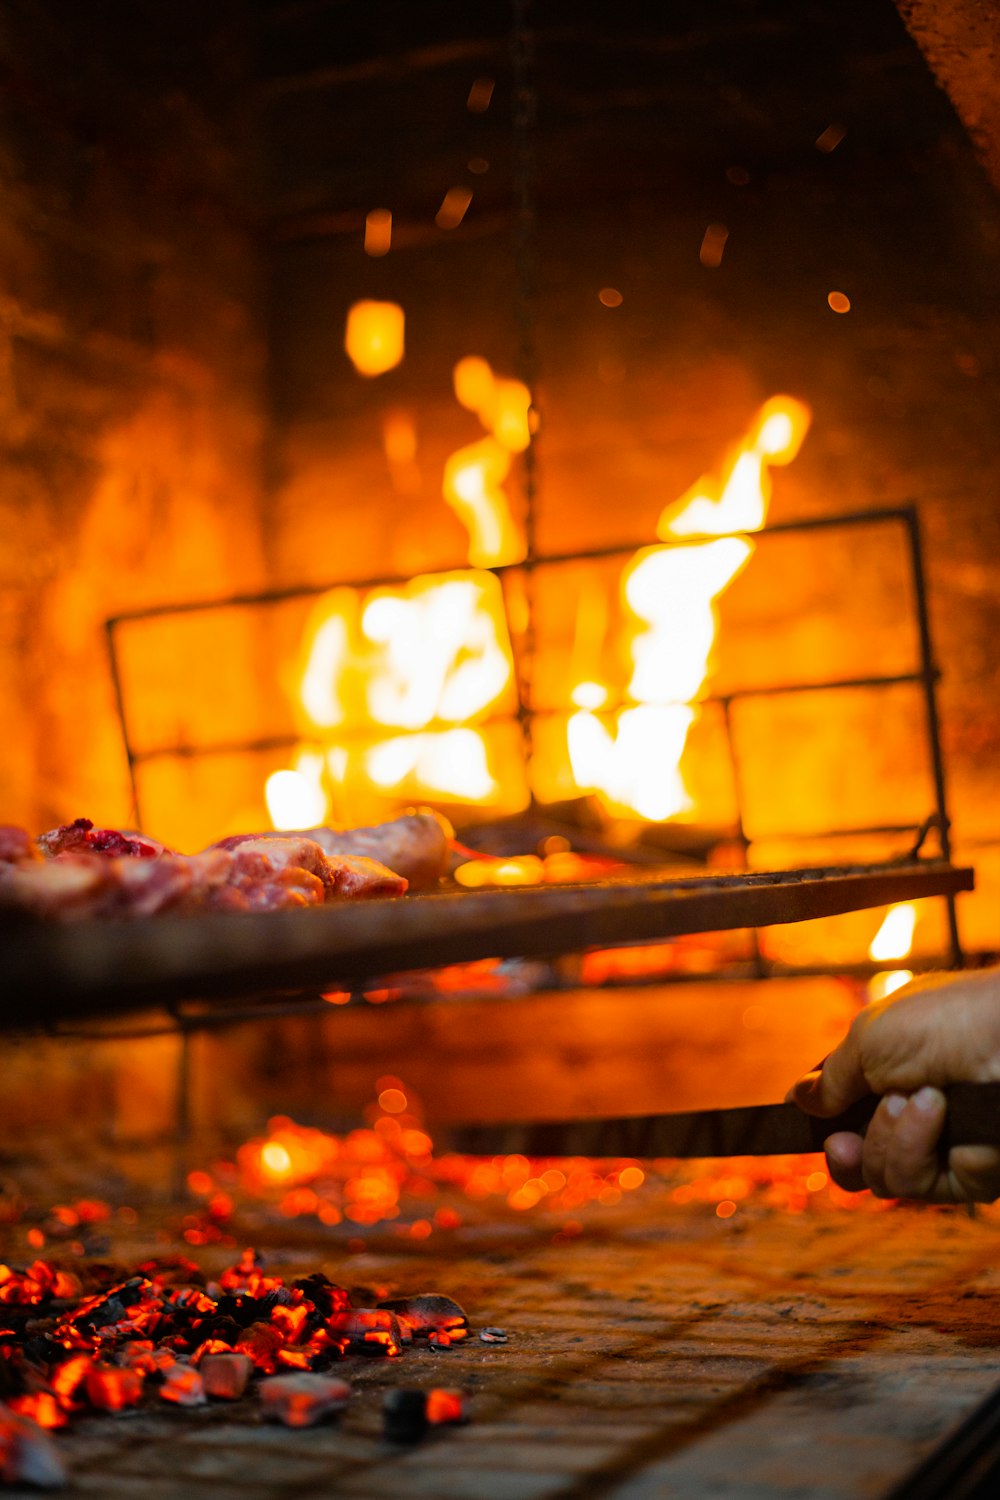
[787,968,1000,1203]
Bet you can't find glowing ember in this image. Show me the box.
[364,208,392,258]
[344,300,405,377]
[0,1243,482,1450]
[568,395,811,822]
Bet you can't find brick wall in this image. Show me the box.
[0,0,268,834]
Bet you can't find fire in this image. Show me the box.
[269,355,532,818]
[442,356,530,567]
[283,572,521,817]
[344,300,405,376]
[264,769,327,831]
[270,389,807,825]
[568,395,811,821]
[868,902,918,1000]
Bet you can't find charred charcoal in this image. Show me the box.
[428,1332,452,1350]
[198,1314,241,1347]
[21,1337,60,1367]
[234,1321,284,1374]
[200,1353,252,1401]
[382,1388,427,1443]
[426,1388,468,1425]
[159,1364,206,1406]
[5,1393,66,1431]
[327,1309,404,1357]
[259,1373,350,1428]
[292,1275,349,1318]
[479,1327,508,1343]
[215,1290,284,1327]
[84,1365,143,1413]
[379,1294,469,1341]
[0,1404,66,1488]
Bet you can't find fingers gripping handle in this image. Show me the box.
[834,1082,1000,1149]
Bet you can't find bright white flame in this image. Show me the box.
[366,729,496,800]
[569,705,695,820]
[362,579,510,729]
[569,395,811,821]
[301,612,349,728]
[279,572,516,807]
[869,970,914,1002]
[265,768,328,830]
[442,438,524,567]
[869,903,918,962]
[571,681,608,710]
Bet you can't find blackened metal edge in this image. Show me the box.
[0,860,975,1027]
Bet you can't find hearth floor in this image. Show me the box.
[5,1187,1000,1498]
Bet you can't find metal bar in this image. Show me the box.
[0,861,974,1027]
[103,507,921,628]
[510,0,539,784]
[718,696,767,979]
[448,1081,1000,1159]
[904,505,964,966]
[104,618,142,828]
[124,679,929,767]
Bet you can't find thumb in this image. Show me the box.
[788,1023,870,1118]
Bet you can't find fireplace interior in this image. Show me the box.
[4,0,1000,1495]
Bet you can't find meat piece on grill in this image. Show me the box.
[211,810,451,890]
[0,837,405,921]
[0,854,116,919]
[36,817,168,860]
[211,837,407,902]
[0,826,39,864]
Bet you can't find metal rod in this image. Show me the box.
[125,674,932,767]
[718,695,767,978]
[104,618,142,828]
[172,1021,192,1200]
[904,506,964,967]
[103,506,923,628]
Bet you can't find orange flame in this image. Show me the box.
[269,390,808,825]
[442,356,529,566]
[868,902,918,1000]
[280,572,519,815]
[345,300,405,376]
[568,395,810,821]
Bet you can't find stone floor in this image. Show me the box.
[6,1187,1000,1499]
